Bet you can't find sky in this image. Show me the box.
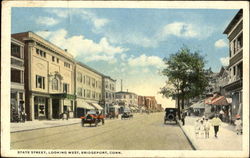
[11,8,239,108]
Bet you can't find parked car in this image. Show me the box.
[80,111,105,127]
[121,112,133,119]
[164,108,178,124]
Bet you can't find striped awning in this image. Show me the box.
[205,96,229,106]
[89,102,103,110]
[76,99,95,110]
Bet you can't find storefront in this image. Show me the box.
[10,90,25,122]
[76,98,95,117]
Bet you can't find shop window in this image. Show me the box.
[52,78,59,90]
[36,75,45,89]
[11,44,21,58]
[19,92,23,100]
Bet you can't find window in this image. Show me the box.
[92,78,95,87]
[83,89,86,97]
[92,91,95,99]
[64,62,71,68]
[77,88,82,96]
[52,78,58,90]
[36,75,45,89]
[77,72,82,82]
[36,48,46,58]
[130,95,132,99]
[83,75,85,84]
[11,44,21,58]
[57,58,59,63]
[106,92,108,99]
[105,82,108,88]
[19,92,23,100]
[52,56,55,62]
[86,90,90,98]
[11,68,22,83]
[237,34,243,50]
[63,83,69,93]
[233,66,236,76]
[86,76,90,86]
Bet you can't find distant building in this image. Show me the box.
[223,9,243,119]
[214,66,230,95]
[10,38,25,122]
[75,62,103,117]
[115,91,138,112]
[12,32,76,120]
[101,76,116,114]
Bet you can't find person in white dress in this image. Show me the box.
[235,115,242,135]
[204,118,210,138]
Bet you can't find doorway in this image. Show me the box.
[52,99,60,119]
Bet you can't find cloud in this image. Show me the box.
[128,54,164,68]
[215,39,227,48]
[35,29,128,62]
[161,22,198,38]
[35,17,59,26]
[220,57,229,66]
[48,9,69,18]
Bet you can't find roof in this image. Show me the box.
[76,61,104,76]
[115,91,137,95]
[11,37,24,46]
[12,31,74,61]
[223,9,243,34]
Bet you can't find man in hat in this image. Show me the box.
[211,114,222,138]
[234,115,242,135]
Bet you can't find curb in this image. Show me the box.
[11,122,80,133]
[178,120,197,150]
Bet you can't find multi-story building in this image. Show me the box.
[101,76,116,114]
[214,66,229,95]
[223,9,243,119]
[12,32,76,120]
[115,91,138,112]
[144,96,158,111]
[10,38,25,122]
[75,62,103,117]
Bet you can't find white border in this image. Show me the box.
[1,1,249,157]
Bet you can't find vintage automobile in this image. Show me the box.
[80,111,105,127]
[121,112,133,119]
[164,108,178,124]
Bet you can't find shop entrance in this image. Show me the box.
[34,96,48,120]
[52,99,60,119]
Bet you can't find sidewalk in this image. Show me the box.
[179,116,242,150]
[11,118,81,133]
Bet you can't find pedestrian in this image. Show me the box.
[219,109,224,121]
[211,114,222,138]
[66,111,69,120]
[234,115,242,135]
[194,119,200,138]
[181,111,186,126]
[199,120,205,138]
[204,118,210,138]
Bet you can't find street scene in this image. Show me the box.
[11,113,192,150]
[5,3,247,156]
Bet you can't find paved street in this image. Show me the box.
[11,112,193,150]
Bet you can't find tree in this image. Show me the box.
[160,47,208,119]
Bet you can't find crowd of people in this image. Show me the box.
[193,114,242,139]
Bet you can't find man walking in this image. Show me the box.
[181,111,186,126]
[211,114,222,138]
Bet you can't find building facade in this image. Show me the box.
[75,62,103,117]
[115,91,138,112]
[12,32,76,120]
[101,76,116,115]
[223,9,243,120]
[10,38,25,122]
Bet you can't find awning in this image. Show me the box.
[190,101,205,109]
[76,99,95,110]
[111,105,121,108]
[211,96,229,105]
[204,97,213,104]
[89,102,103,110]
